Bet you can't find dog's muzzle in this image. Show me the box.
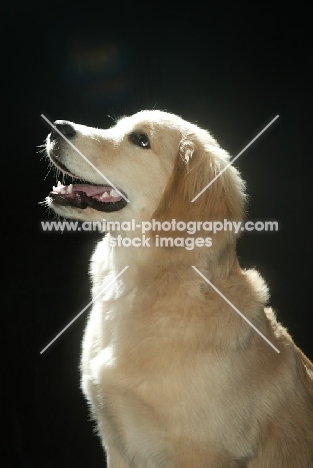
[46,120,128,212]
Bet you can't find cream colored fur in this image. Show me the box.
[46,110,313,467]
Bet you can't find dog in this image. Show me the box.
[44,110,313,467]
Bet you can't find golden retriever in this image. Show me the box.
[45,110,313,467]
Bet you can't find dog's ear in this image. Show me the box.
[153,134,246,228]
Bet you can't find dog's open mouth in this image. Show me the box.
[49,181,128,212]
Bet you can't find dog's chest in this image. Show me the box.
[84,286,230,411]
[82,258,258,463]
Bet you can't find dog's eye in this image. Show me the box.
[128,131,150,149]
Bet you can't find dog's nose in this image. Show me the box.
[50,120,76,141]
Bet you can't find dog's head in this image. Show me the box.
[44,110,246,245]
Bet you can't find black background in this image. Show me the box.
[3,2,312,467]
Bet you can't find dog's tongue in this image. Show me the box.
[51,181,122,201]
[71,184,112,197]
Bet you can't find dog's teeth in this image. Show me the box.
[110,189,120,197]
[52,186,57,192]
[60,188,66,194]
[57,181,62,187]
[68,184,73,194]
[101,192,110,198]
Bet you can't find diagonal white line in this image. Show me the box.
[41,114,130,203]
[191,266,280,353]
[40,266,129,354]
[191,115,279,202]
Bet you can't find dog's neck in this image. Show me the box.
[101,231,240,283]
